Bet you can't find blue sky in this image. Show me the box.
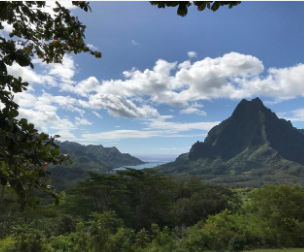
[4,1,304,158]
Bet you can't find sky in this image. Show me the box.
[3,1,304,158]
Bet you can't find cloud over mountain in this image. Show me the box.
[10,51,304,144]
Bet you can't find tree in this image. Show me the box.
[0,1,101,208]
[150,1,241,17]
[249,185,304,247]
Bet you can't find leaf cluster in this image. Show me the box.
[0,1,101,207]
[150,1,241,17]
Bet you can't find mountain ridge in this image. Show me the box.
[49,141,144,191]
[58,141,144,168]
[158,98,304,187]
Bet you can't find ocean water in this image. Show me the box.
[114,154,177,171]
[114,161,168,171]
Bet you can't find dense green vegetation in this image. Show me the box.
[158,98,304,187]
[1,169,304,252]
[1,2,304,252]
[243,250,304,252]
[48,141,144,191]
[58,141,144,170]
[0,1,101,206]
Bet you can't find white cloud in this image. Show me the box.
[53,130,77,142]
[235,64,304,99]
[87,52,264,108]
[1,21,13,33]
[87,44,98,50]
[75,117,92,126]
[11,50,304,142]
[18,106,75,132]
[283,108,304,122]
[7,55,76,89]
[68,76,100,96]
[187,51,197,58]
[131,40,140,46]
[144,116,219,132]
[175,52,264,101]
[7,63,56,86]
[37,55,76,86]
[13,91,90,134]
[79,113,218,142]
[88,94,159,119]
[40,1,76,17]
[31,52,304,121]
[81,129,204,142]
[180,102,206,116]
[74,51,304,109]
[92,111,103,118]
[264,97,296,105]
[14,91,85,115]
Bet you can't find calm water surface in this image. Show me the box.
[114,162,168,171]
[114,155,177,171]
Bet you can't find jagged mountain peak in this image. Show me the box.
[231,97,274,122]
[189,97,304,164]
[158,98,304,187]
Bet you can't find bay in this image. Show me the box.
[114,161,168,171]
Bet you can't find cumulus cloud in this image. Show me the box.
[13,91,89,133]
[87,93,159,119]
[73,51,304,108]
[7,63,56,86]
[67,76,100,96]
[187,51,197,58]
[11,50,304,143]
[180,103,206,116]
[36,55,76,87]
[144,116,219,132]
[7,55,76,89]
[75,117,92,126]
[86,52,265,108]
[18,106,75,132]
[14,91,85,115]
[235,64,304,99]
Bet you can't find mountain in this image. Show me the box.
[158,98,304,187]
[58,141,144,169]
[49,141,144,191]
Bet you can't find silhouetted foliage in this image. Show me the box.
[150,1,241,17]
[0,1,101,207]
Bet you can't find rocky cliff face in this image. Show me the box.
[189,98,304,165]
[158,98,304,187]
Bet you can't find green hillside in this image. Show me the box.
[58,141,144,169]
[48,141,144,191]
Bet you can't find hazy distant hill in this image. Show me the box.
[158,98,304,187]
[58,141,144,168]
[49,141,144,191]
